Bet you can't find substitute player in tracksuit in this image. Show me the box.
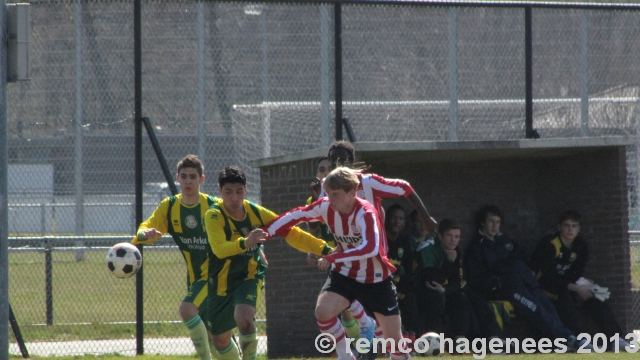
[384,204,420,335]
[463,205,586,350]
[415,218,504,343]
[528,210,631,351]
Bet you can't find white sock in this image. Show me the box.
[318,317,351,359]
[348,301,372,328]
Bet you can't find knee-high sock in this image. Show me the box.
[318,317,351,360]
[390,341,410,360]
[239,328,258,360]
[374,318,383,339]
[217,339,241,360]
[342,317,360,339]
[209,340,219,360]
[348,301,372,329]
[184,315,212,360]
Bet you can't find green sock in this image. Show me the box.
[342,317,359,339]
[217,340,241,360]
[184,315,211,360]
[239,328,258,360]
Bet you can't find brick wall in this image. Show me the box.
[259,146,632,357]
[260,159,331,358]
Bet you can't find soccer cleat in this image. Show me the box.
[566,335,594,352]
[488,337,505,355]
[356,316,376,354]
[611,338,632,352]
[338,353,357,360]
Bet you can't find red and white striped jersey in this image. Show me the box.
[265,197,396,283]
[318,172,415,251]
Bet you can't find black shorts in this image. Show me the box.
[322,271,400,316]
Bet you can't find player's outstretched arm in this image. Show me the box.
[132,228,163,244]
[132,199,170,244]
[262,203,331,256]
[283,227,332,256]
[205,207,262,258]
[407,190,438,236]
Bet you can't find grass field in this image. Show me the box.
[8,248,266,342]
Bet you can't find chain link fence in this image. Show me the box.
[5,0,640,356]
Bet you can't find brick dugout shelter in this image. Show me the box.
[252,137,634,358]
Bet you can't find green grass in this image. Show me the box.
[9,248,266,342]
[9,356,270,360]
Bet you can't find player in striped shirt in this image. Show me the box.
[132,154,218,360]
[306,157,362,342]
[265,167,411,360]
[322,141,437,242]
[319,141,438,346]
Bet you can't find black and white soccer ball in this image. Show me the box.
[415,332,441,356]
[106,243,142,278]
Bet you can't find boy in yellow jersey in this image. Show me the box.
[132,154,217,360]
[205,166,332,360]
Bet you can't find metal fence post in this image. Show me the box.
[334,2,343,141]
[74,0,84,262]
[134,0,144,354]
[44,238,53,325]
[40,203,46,236]
[320,4,331,147]
[580,10,589,136]
[448,7,458,141]
[524,6,534,139]
[197,0,205,160]
[1,1,10,358]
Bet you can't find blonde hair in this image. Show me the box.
[323,167,359,193]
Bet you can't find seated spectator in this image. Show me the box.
[385,204,420,335]
[463,205,589,351]
[415,218,503,344]
[408,210,428,243]
[528,210,632,351]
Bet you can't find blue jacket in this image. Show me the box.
[463,231,537,298]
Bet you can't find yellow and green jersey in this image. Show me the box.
[205,199,331,296]
[132,193,219,287]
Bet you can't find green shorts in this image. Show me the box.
[184,278,209,307]
[207,278,263,335]
[182,279,210,330]
[184,278,209,325]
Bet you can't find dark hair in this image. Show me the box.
[316,156,329,167]
[558,210,580,225]
[218,166,246,188]
[409,209,419,222]
[384,204,406,232]
[475,205,504,229]
[177,154,204,177]
[327,141,355,163]
[438,218,461,236]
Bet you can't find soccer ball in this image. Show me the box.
[415,332,441,356]
[106,243,142,278]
